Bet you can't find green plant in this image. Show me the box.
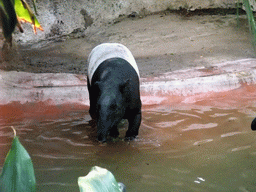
[14,0,43,33]
[237,0,256,46]
[244,0,256,45]
[0,127,36,192]
[0,0,43,45]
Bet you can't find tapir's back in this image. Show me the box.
[88,43,140,84]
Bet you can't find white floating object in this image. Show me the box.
[78,166,123,192]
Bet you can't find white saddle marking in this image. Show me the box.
[88,43,140,83]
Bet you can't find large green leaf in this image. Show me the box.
[78,166,124,192]
[14,0,43,33]
[0,134,36,192]
[0,0,43,44]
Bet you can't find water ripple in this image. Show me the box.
[0,143,11,146]
[37,167,86,171]
[221,132,242,138]
[156,119,185,128]
[141,121,158,130]
[38,135,94,147]
[0,132,14,137]
[176,112,202,119]
[193,139,214,146]
[231,145,251,152]
[33,154,85,159]
[210,113,230,117]
[194,177,206,184]
[39,182,77,187]
[183,123,218,131]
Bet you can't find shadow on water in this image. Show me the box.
[1,84,256,191]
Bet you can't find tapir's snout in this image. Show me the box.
[97,133,107,143]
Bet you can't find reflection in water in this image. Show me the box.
[0,85,256,191]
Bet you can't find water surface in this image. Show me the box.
[0,85,256,191]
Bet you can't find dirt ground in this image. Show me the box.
[1,11,256,77]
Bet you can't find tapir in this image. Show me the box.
[251,118,256,130]
[87,43,141,142]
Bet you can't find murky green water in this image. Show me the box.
[1,85,256,191]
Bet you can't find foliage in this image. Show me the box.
[78,166,125,192]
[14,0,43,33]
[0,127,36,192]
[237,0,256,46]
[243,0,256,45]
[0,0,43,45]
[0,0,18,44]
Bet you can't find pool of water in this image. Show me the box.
[1,84,256,191]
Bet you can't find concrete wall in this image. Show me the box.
[14,0,236,44]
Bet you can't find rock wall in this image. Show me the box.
[14,0,236,44]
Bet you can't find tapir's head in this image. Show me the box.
[94,80,128,142]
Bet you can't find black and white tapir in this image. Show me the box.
[87,43,142,142]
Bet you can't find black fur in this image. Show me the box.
[251,118,256,130]
[87,58,141,142]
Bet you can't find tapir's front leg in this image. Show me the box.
[125,111,141,140]
[109,125,119,138]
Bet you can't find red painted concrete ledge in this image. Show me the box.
[0,59,255,106]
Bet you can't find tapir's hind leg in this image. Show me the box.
[125,111,141,140]
[87,77,96,120]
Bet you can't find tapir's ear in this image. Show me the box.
[120,79,130,93]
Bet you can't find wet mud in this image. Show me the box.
[1,12,255,78]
